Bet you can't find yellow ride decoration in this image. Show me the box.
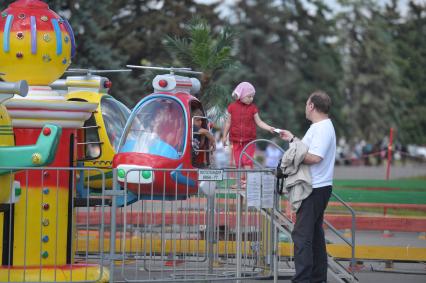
[0,0,73,85]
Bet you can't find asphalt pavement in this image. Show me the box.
[334,163,426,180]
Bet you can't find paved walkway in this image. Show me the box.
[334,164,426,180]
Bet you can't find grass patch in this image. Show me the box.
[214,178,426,204]
[332,179,426,204]
[326,206,426,217]
[331,189,426,204]
[334,179,426,191]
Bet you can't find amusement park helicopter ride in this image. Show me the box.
[113,65,214,200]
[50,68,131,199]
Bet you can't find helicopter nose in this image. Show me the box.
[117,165,154,184]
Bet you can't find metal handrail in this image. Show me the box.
[326,191,357,268]
[237,139,357,273]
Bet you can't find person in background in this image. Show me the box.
[264,137,283,168]
[213,131,229,168]
[222,82,276,180]
[192,109,216,167]
[278,90,336,283]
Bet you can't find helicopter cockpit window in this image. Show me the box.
[101,97,131,151]
[83,114,101,160]
[120,98,186,159]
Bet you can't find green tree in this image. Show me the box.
[163,17,237,121]
[108,0,221,105]
[232,0,299,135]
[0,0,223,107]
[232,0,343,137]
[392,1,426,144]
[288,0,344,136]
[337,0,411,143]
[29,0,138,106]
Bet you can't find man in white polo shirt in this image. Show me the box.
[279,91,336,283]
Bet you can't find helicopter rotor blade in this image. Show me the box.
[65,68,91,73]
[126,65,202,75]
[88,69,132,73]
[65,68,132,75]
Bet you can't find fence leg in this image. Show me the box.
[207,189,215,276]
[273,191,280,283]
[262,208,272,275]
[236,192,242,282]
[274,226,278,283]
[109,169,118,283]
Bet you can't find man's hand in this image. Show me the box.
[279,129,294,142]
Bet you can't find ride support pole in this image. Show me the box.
[386,127,394,180]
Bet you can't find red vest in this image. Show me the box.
[228,101,258,143]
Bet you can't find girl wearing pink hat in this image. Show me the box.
[222,82,276,177]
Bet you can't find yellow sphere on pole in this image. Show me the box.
[0,0,74,85]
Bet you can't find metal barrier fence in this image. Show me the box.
[0,165,357,282]
[114,168,277,282]
[0,166,107,283]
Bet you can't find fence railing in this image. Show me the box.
[0,166,107,283]
[0,164,359,283]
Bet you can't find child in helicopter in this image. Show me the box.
[192,109,216,167]
[222,82,276,187]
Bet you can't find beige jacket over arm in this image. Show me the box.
[280,140,312,212]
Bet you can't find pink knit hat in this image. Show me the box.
[232,82,255,100]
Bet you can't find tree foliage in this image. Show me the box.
[392,1,426,144]
[232,0,343,138]
[0,0,424,144]
[337,0,412,143]
[163,17,236,116]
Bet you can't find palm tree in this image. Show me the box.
[164,17,237,124]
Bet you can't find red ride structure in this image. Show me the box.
[113,66,212,200]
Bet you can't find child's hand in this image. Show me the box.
[269,127,276,134]
[210,142,216,151]
[222,137,227,147]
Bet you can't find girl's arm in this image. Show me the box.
[254,113,275,133]
[199,128,216,151]
[222,115,231,146]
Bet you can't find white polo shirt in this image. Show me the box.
[302,119,336,188]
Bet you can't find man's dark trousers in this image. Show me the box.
[291,186,332,283]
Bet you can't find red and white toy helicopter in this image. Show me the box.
[112,66,213,200]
